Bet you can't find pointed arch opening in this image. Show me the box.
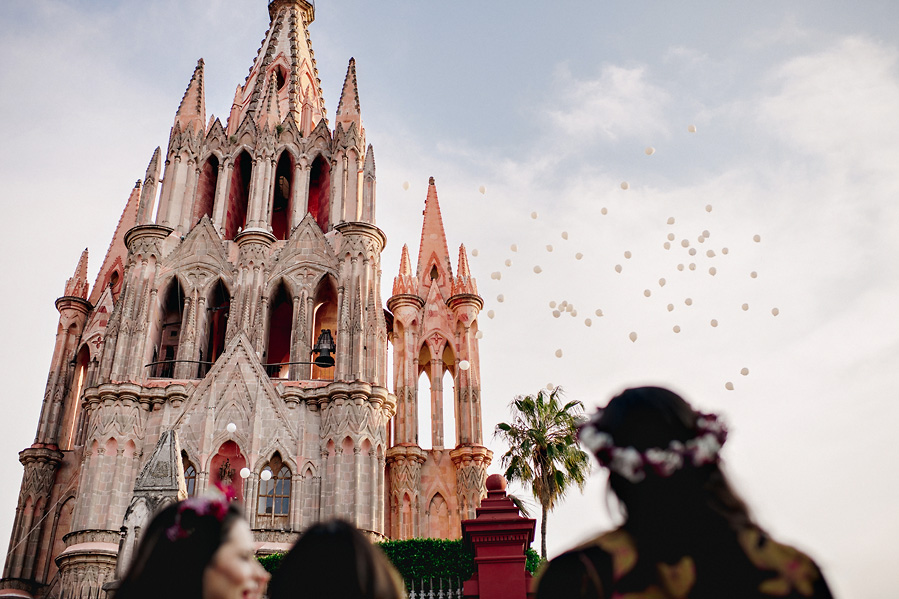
[59,344,91,451]
[308,154,331,232]
[193,155,219,227]
[224,150,252,239]
[200,280,229,378]
[427,493,450,539]
[209,441,245,503]
[271,152,293,240]
[416,345,433,450]
[181,451,197,497]
[257,452,291,529]
[311,277,337,380]
[265,282,293,378]
[152,279,185,378]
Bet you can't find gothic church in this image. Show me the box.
[0,2,490,597]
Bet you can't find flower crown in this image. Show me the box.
[165,484,236,542]
[577,410,728,483]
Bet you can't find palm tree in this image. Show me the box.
[495,387,590,558]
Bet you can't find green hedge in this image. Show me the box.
[258,538,544,583]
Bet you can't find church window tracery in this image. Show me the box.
[308,154,331,232]
[193,155,219,227]
[223,150,252,239]
[256,453,291,528]
[271,152,294,240]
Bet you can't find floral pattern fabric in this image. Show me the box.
[535,527,834,599]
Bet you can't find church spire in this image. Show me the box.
[415,177,453,296]
[335,58,362,135]
[88,181,140,305]
[63,249,89,300]
[392,244,417,296]
[452,244,478,296]
[231,0,325,132]
[174,59,206,135]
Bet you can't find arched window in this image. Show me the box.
[311,277,337,381]
[265,282,293,378]
[182,452,197,497]
[152,280,185,378]
[271,152,293,240]
[257,453,291,528]
[308,154,330,232]
[200,280,229,377]
[192,155,219,227]
[224,151,252,239]
[59,344,91,451]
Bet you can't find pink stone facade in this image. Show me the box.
[0,2,489,598]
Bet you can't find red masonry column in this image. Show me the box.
[462,474,537,599]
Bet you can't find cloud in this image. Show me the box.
[547,64,671,144]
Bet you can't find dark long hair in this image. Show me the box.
[593,387,755,564]
[268,519,405,599]
[116,498,244,599]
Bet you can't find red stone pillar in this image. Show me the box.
[462,474,537,599]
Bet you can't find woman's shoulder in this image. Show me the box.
[534,529,629,599]
[737,527,834,598]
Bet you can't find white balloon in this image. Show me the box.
[624,251,632,259]
[659,278,667,287]
[664,242,671,250]
[697,236,705,244]
[725,382,734,391]
[667,303,674,312]
[261,469,272,481]
[584,318,592,327]
[226,422,237,433]
[555,348,563,358]
[689,263,696,270]
[511,244,518,252]
[546,245,553,252]
[685,298,693,306]
[709,267,717,276]
[645,146,655,155]
[402,181,410,190]
[667,233,675,241]
[547,383,555,391]
[677,263,684,271]
[595,309,604,317]
[620,181,629,190]
[705,204,713,212]
[479,185,486,194]
[575,252,584,260]
[560,301,568,308]
[742,303,749,311]
[531,211,538,219]
[491,271,501,280]
[472,249,479,257]
[533,265,543,274]
[753,234,761,242]
[707,250,715,258]
[689,248,697,256]
[549,301,557,308]
[688,124,697,133]
[487,310,495,319]
[552,310,561,318]
[644,289,651,297]
[571,310,578,317]
[710,319,718,327]
[615,264,622,273]
[628,331,638,342]
[771,307,780,316]
[667,217,675,225]
[240,467,251,479]
[505,258,512,267]
[722,247,729,255]
[740,367,749,376]
[702,230,710,238]
[561,231,569,240]
[601,207,608,215]
[496,294,504,303]
[681,239,690,248]
[459,360,471,371]
[750,271,758,279]
[475,331,484,339]
[673,325,681,333]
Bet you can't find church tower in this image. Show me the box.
[1,2,489,598]
[386,178,491,540]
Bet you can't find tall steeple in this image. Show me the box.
[173,59,206,135]
[230,0,325,132]
[415,177,453,297]
[63,249,89,300]
[88,181,140,305]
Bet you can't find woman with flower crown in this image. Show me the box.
[115,487,270,599]
[535,386,834,599]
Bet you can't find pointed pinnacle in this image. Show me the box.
[64,249,90,299]
[174,58,206,133]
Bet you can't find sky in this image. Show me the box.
[1,0,898,596]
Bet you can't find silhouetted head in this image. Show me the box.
[268,519,405,599]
